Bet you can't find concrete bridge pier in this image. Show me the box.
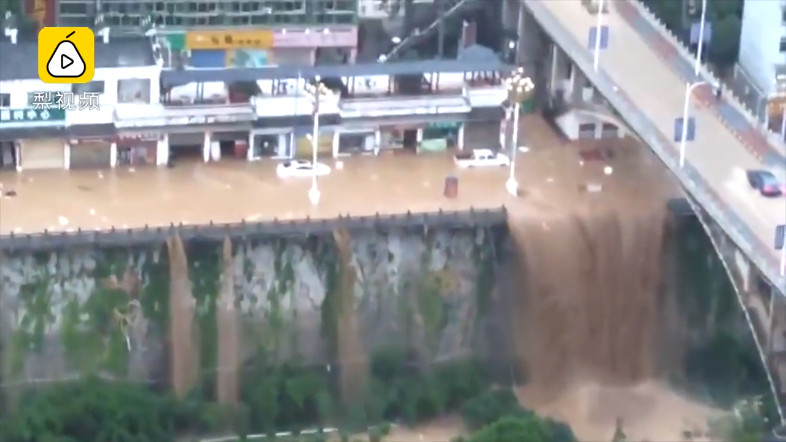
[540,44,629,140]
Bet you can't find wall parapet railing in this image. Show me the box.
[627,0,786,151]
[0,207,509,252]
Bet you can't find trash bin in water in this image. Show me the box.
[444,175,458,199]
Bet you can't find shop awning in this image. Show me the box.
[161,59,514,87]
[67,123,116,139]
[0,125,66,141]
[253,113,341,129]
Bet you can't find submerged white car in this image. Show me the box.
[276,160,331,178]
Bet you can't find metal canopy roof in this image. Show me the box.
[161,59,513,87]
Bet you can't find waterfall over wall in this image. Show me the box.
[168,234,198,397]
[332,229,369,406]
[217,236,239,406]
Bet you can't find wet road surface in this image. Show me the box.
[0,117,678,235]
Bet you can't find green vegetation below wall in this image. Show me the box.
[670,217,774,415]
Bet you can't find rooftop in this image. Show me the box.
[0,37,156,81]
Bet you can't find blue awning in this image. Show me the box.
[161,59,514,88]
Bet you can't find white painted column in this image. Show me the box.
[63,142,70,169]
[550,44,559,95]
[210,140,221,161]
[349,48,357,63]
[288,132,296,158]
[203,132,212,163]
[278,134,288,157]
[156,134,169,166]
[458,124,465,150]
[332,131,340,158]
[247,132,255,161]
[109,142,118,168]
[374,129,381,155]
[416,128,424,153]
[14,142,21,172]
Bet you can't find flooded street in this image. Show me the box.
[2,115,721,442]
[0,116,676,236]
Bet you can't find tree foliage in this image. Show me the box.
[461,389,527,430]
[0,377,222,442]
[469,415,551,442]
[642,0,743,69]
[708,397,769,442]
[460,388,577,442]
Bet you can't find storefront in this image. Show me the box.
[67,124,116,169]
[294,129,335,159]
[116,133,159,166]
[336,128,376,156]
[249,132,290,160]
[20,137,65,169]
[168,128,250,162]
[420,121,462,152]
[0,141,17,170]
[115,103,255,163]
[168,132,207,161]
[68,140,112,169]
[0,108,68,170]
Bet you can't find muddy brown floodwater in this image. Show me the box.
[0,116,722,441]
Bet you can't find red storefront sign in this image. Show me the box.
[116,133,160,143]
[273,27,357,48]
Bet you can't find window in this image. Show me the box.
[72,81,105,94]
[0,93,9,107]
[780,37,786,53]
[58,2,89,15]
[118,79,151,103]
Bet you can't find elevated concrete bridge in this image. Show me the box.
[505,0,786,420]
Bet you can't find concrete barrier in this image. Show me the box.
[0,207,509,252]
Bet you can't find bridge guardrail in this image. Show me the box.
[0,207,509,252]
[628,0,786,151]
[522,0,785,294]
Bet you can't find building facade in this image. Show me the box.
[42,0,362,69]
[0,36,509,172]
[736,0,786,125]
[56,0,358,29]
[0,37,163,171]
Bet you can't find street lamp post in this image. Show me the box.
[679,79,717,168]
[304,76,332,205]
[593,0,605,71]
[693,0,708,76]
[504,67,535,196]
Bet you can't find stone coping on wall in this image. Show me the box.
[0,207,509,252]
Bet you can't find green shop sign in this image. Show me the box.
[427,121,461,129]
[0,108,66,124]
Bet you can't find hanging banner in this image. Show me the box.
[186,30,273,50]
